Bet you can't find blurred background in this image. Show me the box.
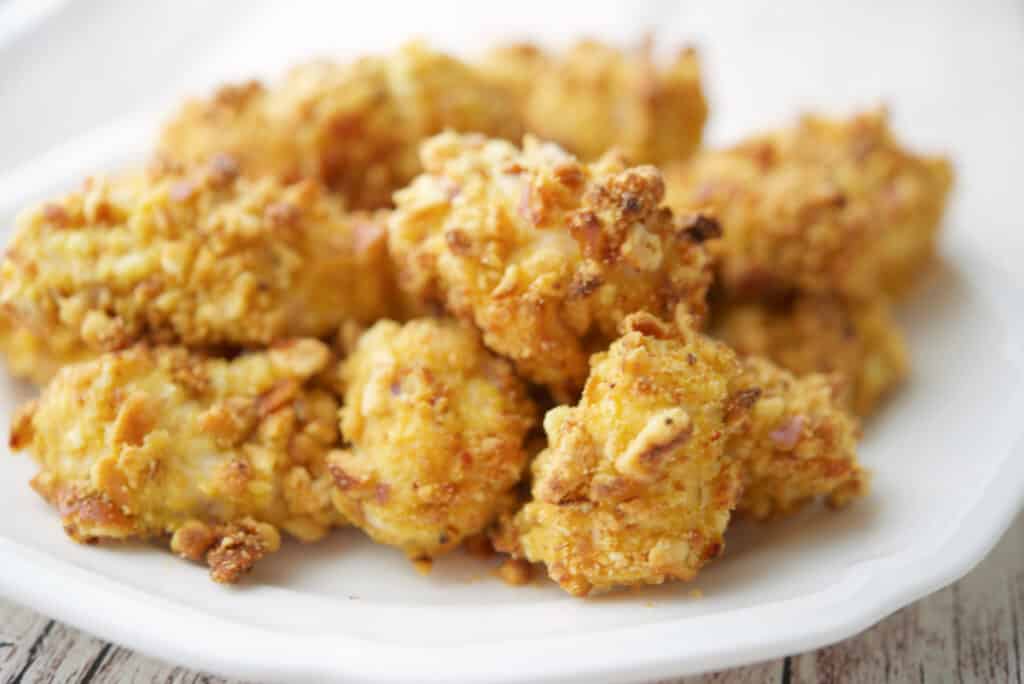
[1,0,1023,274]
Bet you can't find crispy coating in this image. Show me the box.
[480,40,707,164]
[664,110,954,299]
[388,132,715,399]
[495,314,745,596]
[329,318,535,558]
[0,312,93,385]
[0,160,393,367]
[476,44,549,112]
[715,293,909,416]
[728,357,868,519]
[159,42,523,209]
[9,340,346,582]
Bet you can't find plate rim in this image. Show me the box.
[1,425,1021,684]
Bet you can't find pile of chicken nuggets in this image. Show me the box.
[1,39,952,596]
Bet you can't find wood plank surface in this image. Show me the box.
[2,513,1021,684]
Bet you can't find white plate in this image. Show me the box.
[1,2,1023,682]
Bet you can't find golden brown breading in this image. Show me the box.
[329,318,536,558]
[476,43,549,111]
[727,357,868,520]
[0,312,93,385]
[664,110,953,299]
[159,42,523,209]
[388,132,716,400]
[0,159,393,371]
[494,314,745,596]
[9,340,346,582]
[480,40,707,164]
[715,293,908,416]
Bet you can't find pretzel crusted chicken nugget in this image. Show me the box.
[329,318,536,559]
[495,314,746,596]
[664,110,953,299]
[0,159,392,370]
[9,339,345,582]
[481,40,707,164]
[728,357,868,519]
[159,42,522,209]
[389,132,715,399]
[715,293,908,416]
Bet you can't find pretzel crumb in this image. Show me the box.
[497,558,533,586]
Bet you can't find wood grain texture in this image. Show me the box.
[2,514,1021,684]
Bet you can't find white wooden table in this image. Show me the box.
[1,512,1020,684]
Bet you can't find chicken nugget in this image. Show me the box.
[389,132,715,400]
[664,110,953,299]
[480,39,707,164]
[727,357,868,519]
[0,159,392,374]
[329,318,536,558]
[494,313,745,596]
[159,42,523,209]
[9,339,346,582]
[715,293,908,416]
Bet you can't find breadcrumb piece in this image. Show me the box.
[206,519,282,584]
[497,558,533,586]
[411,558,434,576]
[170,519,217,562]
